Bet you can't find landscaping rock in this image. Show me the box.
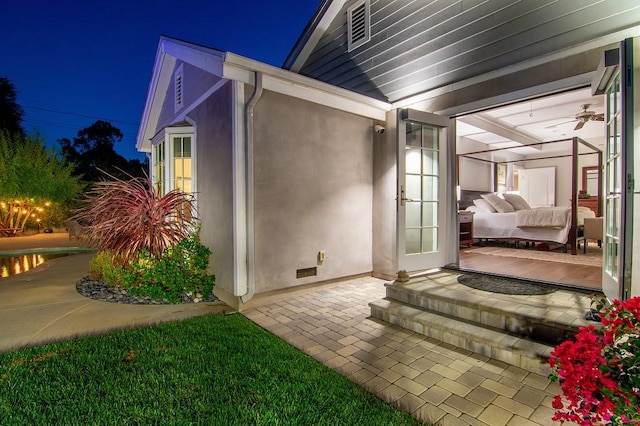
[76,276,218,305]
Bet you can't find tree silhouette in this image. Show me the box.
[59,120,147,183]
[0,77,24,136]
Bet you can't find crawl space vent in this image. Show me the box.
[296,267,317,279]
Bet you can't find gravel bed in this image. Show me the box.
[76,276,219,305]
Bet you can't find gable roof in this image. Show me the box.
[136,35,390,152]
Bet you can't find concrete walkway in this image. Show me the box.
[244,277,566,426]
[0,233,227,353]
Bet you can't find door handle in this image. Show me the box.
[399,185,416,206]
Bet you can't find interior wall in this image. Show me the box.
[252,90,374,293]
[457,136,493,191]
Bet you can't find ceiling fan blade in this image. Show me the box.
[592,114,604,121]
[574,121,585,130]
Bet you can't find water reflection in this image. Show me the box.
[0,253,69,278]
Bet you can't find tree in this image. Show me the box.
[59,120,146,183]
[0,131,83,232]
[0,77,24,136]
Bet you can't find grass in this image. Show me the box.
[0,314,422,425]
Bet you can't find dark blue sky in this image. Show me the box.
[1,0,320,160]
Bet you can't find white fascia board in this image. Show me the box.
[137,55,176,153]
[287,0,347,72]
[223,52,390,120]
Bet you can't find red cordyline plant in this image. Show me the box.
[549,296,640,425]
[71,172,198,265]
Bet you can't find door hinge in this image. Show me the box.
[626,173,634,193]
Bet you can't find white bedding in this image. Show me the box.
[472,212,571,244]
[469,207,596,244]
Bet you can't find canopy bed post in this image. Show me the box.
[569,137,579,255]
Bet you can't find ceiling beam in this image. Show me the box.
[458,113,542,151]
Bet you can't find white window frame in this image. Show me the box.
[347,0,370,52]
[174,64,184,113]
[151,125,195,199]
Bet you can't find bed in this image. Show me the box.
[456,136,603,255]
[459,190,595,251]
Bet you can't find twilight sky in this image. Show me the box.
[1,0,320,160]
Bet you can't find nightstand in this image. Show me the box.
[458,211,474,247]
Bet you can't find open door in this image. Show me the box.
[397,109,450,272]
[595,39,635,301]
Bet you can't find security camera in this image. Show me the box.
[374,124,385,134]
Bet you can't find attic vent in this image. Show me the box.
[347,0,370,51]
[174,65,184,112]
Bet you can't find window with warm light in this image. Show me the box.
[151,126,195,199]
[172,136,192,193]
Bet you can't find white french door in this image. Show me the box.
[601,38,635,301]
[397,110,450,272]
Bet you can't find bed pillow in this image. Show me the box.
[481,193,515,213]
[503,193,531,211]
[473,198,497,213]
[465,206,479,212]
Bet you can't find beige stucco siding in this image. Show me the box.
[187,81,235,299]
[252,90,373,292]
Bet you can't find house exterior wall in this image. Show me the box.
[296,0,640,103]
[252,90,374,293]
[184,81,236,304]
[156,60,221,131]
[372,109,397,280]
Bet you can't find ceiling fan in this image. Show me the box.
[545,104,605,131]
[573,104,604,130]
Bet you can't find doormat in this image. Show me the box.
[457,273,556,295]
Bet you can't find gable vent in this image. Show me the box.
[347,0,370,52]
[174,65,184,112]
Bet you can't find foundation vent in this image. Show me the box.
[296,267,317,279]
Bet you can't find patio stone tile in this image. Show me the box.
[397,392,426,414]
[523,372,554,391]
[436,377,471,397]
[413,402,446,425]
[480,379,518,398]
[388,350,417,365]
[444,394,483,417]
[377,367,402,384]
[493,395,534,417]
[312,349,339,363]
[325,355,350,369]
[469,366,503,382]
[440,403,462,418]
[336,344,359,357]
[497,376,524,392]
[478,404,513,426]
[348,367,377,385]
[371,356,399,370]
[414,370,443,388]
[420,385,452,405]
[335,361,362,377]
[513,387,546,408]
[529,405,556,424]
[390,362,421,379]
[466,386,497,407]
[457,371,485,388]
[449,359,473,373]
[502,365,529,382]
[361,376,391,394]
[437,413,468,426]
[369,345,394,358]
[409,357,437,372]
[395,376,428,396]
[430,364,462,380]
[377,383,408,404]
[507,415,539,426]
[308,325,330,336]
[351,349,378,364]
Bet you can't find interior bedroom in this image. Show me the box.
[455,87,604,291]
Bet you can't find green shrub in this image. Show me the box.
[91,233,215,303]
[89,251,125,286]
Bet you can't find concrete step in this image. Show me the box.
[369,298,553,376]
[384,282,581,346]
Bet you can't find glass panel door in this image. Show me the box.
[398,116,448,272]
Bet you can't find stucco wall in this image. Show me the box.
[372,110,397,280]
[186,81,235,300]
[156,60,221,131]
[252,90,373,293]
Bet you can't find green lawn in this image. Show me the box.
[0,314,422,425]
